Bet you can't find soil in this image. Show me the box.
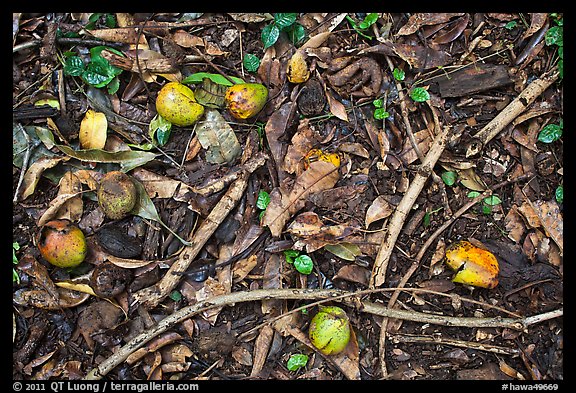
[12,13,563,382]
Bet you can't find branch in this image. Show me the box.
[84,287,562,380]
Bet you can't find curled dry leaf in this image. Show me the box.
[20,157,67,200]
[13,286,90,310]
[196,109,241,164]
[287,211,358,253]
[444,240,499,289]
[261,160,340,237]
[365,195,394,228]
[79,109,108,150]
[397,13,465,36]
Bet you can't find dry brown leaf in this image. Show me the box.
[324,87,349,122]
[429,237,446,277]
[288,211,357,252]
[232,255,258,283]
[261,253,283,315]
[21,157,67,200]
[250,325,275,377]
[196,109,241,164]
[333,265,371,286]
[261,160,340,237]
[87,27,147,46]
[397,13,465,36]
[37,192,84,227]
[458,167,488,192]
[365,195,394,228]
[337,142,370,159]
[196,277,227,325]
[517,201,542,228]
[283,119,321,174]
[106,255,156,269]
[530,199,563,253]
[504,205,527,243]
[55,171,83,222]
[13,286,90,310]
[522,13,548,40]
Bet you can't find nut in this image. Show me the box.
[98,171,138,220]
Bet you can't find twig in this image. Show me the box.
[130,151,267,310]
[473,66,559,146]
[84,287,562,380]
[388,333,520,356]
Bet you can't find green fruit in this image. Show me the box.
[308,306,351,355]
[225,83,268,119]
[156,82,205,126]
[98,171,138,220]
[37,219,87,268]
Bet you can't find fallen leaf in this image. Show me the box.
[530,199,563,253]
[504,205,526,243]
[262,160,340,237]
[397,13,465,36]
[79,109,108,149]
[20,156,67,200]
[283,119,322,174]
[57,145,158,173]
[54,171,84,222]
[37,192,84,227]
[333,264,371,286]
[444,240,499,289]
[365,195,394,228]
[324,243,362,261]
[196,109,241,165]
[429,238,446,277]
[288,212,358,252]
[522,13,548,40]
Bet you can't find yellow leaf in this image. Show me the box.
[303,148,341,170]
[444,240,499,289]
[55,281,98,297]
[79,109,108,149]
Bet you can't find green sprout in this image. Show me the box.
[13,242,20,284]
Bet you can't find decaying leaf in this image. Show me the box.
[13,286,90,310]
[365,195,394,228]
[283,119,322,175]
[261,160,340,237]
[79,109,108,150]
[54,171,84,222]
[20,157,67,200]
[287,211,358,252]
[196,109,241,164]
[444,240,499,289]
[397,13,465,36]
[193,77,228,108]
[324,243,362,262]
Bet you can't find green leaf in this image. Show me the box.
[284,249,300,264]
[274,13,297,30]
[287,354,309,371]
[482,204,493,215]
[373,108,390,120]
[262,23,280,49]
[555,185,563,204]
[505,21,518,30]
[169,290,182,302]
[182,72,244,86]
[286,23,307,46]
[410,87,430,102]
[393,67,405,81]
[423,211,431,228]
[372,98,383,108]
[104,13,116,28]
[441,171,457,186]
[324,243,361,261]
[545,26,563,47]
[483,195,502,206]
[358,13,379,30]
[106,76,120,95]
[63,56,85,76]
[294,254,313,275]
[243,53,261,73]
[256,190,271,210]
[56,144,158,173]
[467,191,481,198]
[13,242,20,264]
[130,179,192,246]
[149,114,173,147]
[538,123,563,143]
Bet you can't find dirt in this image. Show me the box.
[13,13,563,382]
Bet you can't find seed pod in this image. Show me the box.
[287,50,310,84]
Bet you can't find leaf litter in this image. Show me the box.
[13,12,562,381]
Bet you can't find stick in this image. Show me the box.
[130,152,267,310]
[473,66,559,146]
[388,333,520,356]
[369,110,452,288]
[84,287,562,380]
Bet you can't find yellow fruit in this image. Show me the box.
[445,240,499,289]
[156,82,205,126]
[98,171,138,220]
[225,83,268,120]
[37,220,87,268]
[287,50,310,84]
[308,306,351,355]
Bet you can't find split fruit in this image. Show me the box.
[308,305,351,355]
[98,171,138,220]
[156,82,205,126]
[37,219,87,268]
[224,83,268,120]
[444,240,499,289]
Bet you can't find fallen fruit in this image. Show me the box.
[156,82,205,126]
[98,171,138,220]
[37,219,87,268]
[308,305,351,355]
[444,240,499,289]
[287,50,310,84]
[224,83,268,119]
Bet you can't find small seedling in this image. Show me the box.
[286,354,309,371]
[555,185,563,203]
[63,46,124,94]
[262,13,306,49]
[13,242,20,284]
[257,190,271,220]
[284,250,314,275]
[346,13,379,40]
[243,53,261,73]
[538,119,563,143]
[467,192,502,215]
[410,87,430,102]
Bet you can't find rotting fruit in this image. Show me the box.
[156,82,205,126]
[308,305,351,355]
[37,219,87,268]
[444,240,499,289]
[98,171,138,220]
[224,83,268,120]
